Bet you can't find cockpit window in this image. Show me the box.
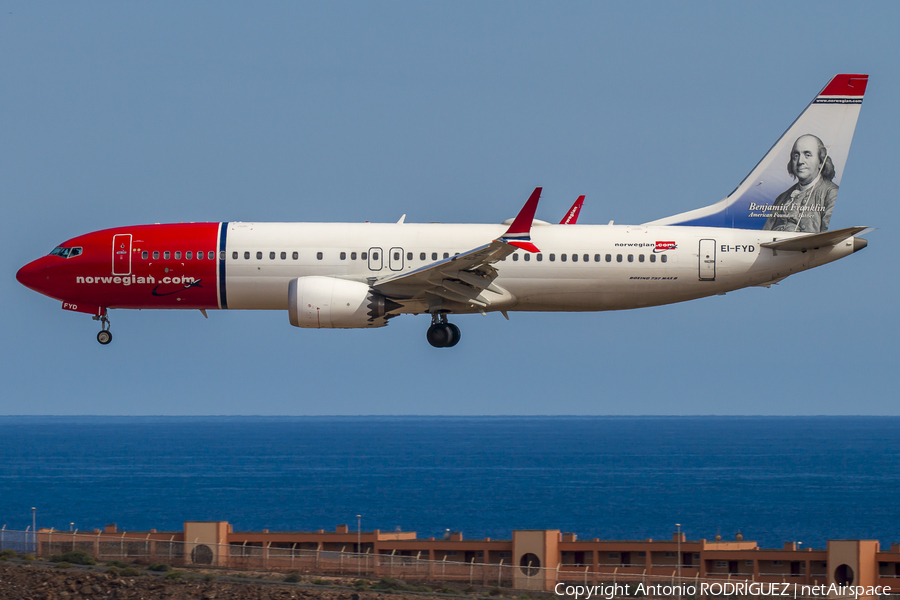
[49,246,83,258]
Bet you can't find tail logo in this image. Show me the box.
[644,74,867,231]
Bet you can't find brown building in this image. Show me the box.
[32,522,900,594]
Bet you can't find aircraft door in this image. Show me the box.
[368,247,383,271]
[112,234,132,276]
[699,239,716,281]
[389,247,404,271]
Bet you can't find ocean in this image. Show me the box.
[1,416,898,550]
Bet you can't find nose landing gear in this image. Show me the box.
[426,313,460,348]
[92,312,112,345]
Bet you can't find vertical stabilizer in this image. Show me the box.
[646,74,868,231]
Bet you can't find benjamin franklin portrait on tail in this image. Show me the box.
[763,134,837,233]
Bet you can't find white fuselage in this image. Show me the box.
[222,221,855,313]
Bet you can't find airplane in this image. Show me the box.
[17,74,870,348]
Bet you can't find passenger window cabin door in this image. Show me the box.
[368,247,383,271]
[699,239,716,281]
[112,234,132,276]
[389,247,404,271]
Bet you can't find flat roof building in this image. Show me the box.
[28,522,900,594]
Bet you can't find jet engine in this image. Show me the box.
[288,276,399,329]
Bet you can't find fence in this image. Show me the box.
[0,528,36,555]
[0,530,884,599]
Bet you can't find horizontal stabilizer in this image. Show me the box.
[760,226,868,252]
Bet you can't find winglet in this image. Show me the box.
[560,195,585,224]
[500,187,541,252]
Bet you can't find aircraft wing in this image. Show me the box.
[560,195,585,224]
[373,188,542,309]
[760,226,869,252]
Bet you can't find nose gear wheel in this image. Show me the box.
[92,313,112,345]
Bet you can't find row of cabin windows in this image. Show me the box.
[506,253,668,263]
[232,250,456,261]
[227,251,669,263]
[140,250,216,261]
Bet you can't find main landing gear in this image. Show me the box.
[93,313,112,345]
[426,313,460,348]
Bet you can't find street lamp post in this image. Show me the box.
[31,508,36,555]
[357,515,362,576]
[676,523,682,600]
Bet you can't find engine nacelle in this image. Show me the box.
[288,276,394,329]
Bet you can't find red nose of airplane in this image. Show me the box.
[16,257,50,293]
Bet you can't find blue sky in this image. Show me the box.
[3,2,899,415]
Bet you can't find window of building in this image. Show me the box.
[661,255,668,263]
[665,552,676,558]
[281,252,286,260]
[772,561,783,566]
[608,553,619,559]
[186,251,192,260]
[340,252,347,260]
[317,252,323,260]
[628,254,634,262]
[650,254,656,263]
[446,551,458,557]
[420,252,426,260]
[639,254,645,262]
[174,251,181,260]
[715,561,727,568]
[269,252,276,260]
[745,561,754,566]
[499,552,511,559]
[637,552,646,558]
[616,254,623,262]
[292,251,299,260]
[164,251,170,259]
[141,251,148,259]
[244,251,250,259]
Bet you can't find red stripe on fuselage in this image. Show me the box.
[19,223,221,310]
